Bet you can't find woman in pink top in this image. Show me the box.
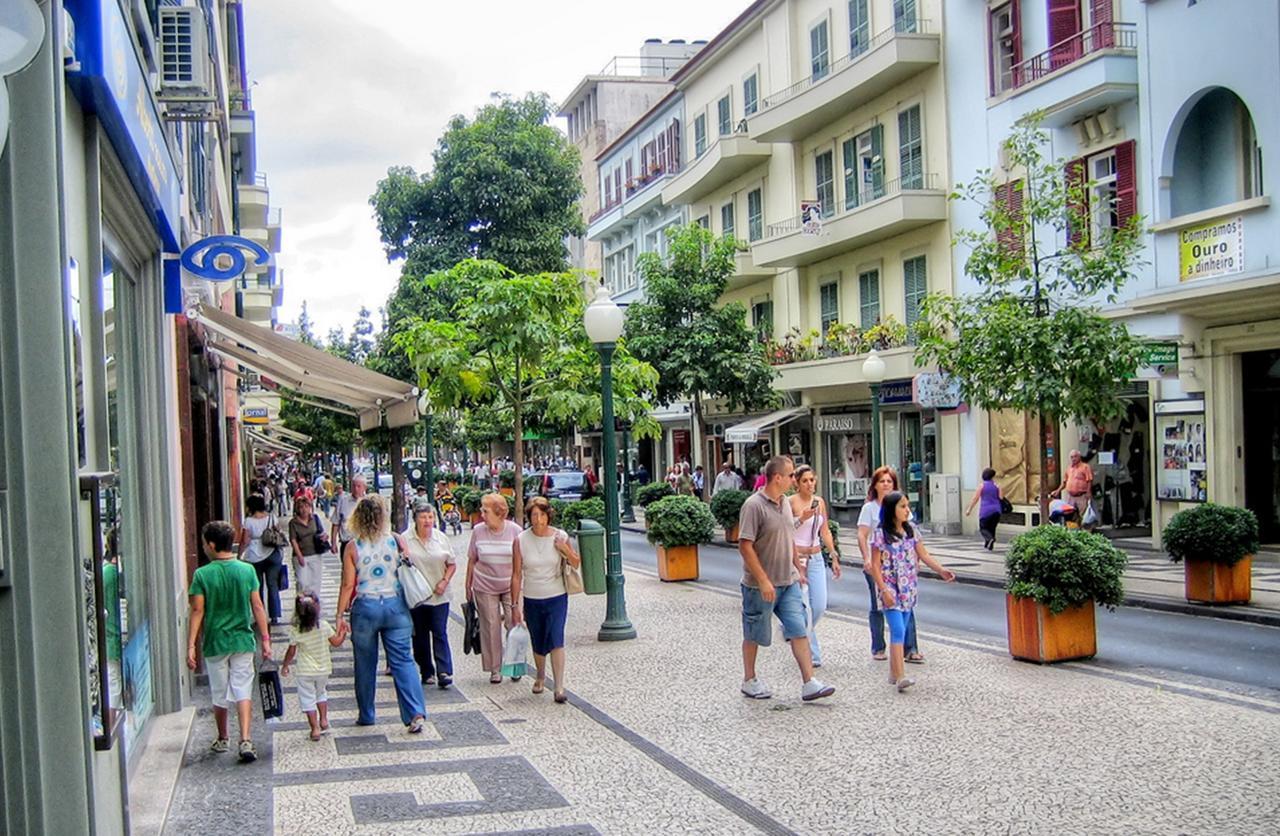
[466,493,522,683]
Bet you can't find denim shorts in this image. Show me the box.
[741,582,807,647]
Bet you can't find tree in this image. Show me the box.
[913,114,1145,522]
[395,259,658,522]
[296,300,319,348]
[625,224,779,466]
[280,316,360,480]
[370,92,586,385]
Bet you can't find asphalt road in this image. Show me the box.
[618,529,1280,694]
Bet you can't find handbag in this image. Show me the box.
[562,558,585,595]
[257,662,284,720]
[463,600,481,655]
[313,516,331,555]
[999,496,1014,514]
[399,558,433,609]
[260,515,288,549]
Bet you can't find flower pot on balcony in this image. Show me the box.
[657,545,699,582]
[1005,595,1097,663]
[1184,556,1252,605]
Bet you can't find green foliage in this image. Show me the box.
[451,485,472,512]
[645,494,716,549]
[635,482,675,509]
[523,473,542,495]
[709,489,750,529]
[1163,503,1259,566]
[764,317,910,365]
[459,489,484,516]
[562,497,606,532]
[626,224,778,415]
[822,519,841,560]
[1005,525,1127,613]
[548,498,570,526]
[914,113,1145,429]
[498,469,517,489]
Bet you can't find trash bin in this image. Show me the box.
[575,520,607,595]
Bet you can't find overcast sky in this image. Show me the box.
[244,0,746,337]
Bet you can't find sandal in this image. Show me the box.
[906,653,925,664]
[872,651,887,661]
[309,730,322,742]
[554,690,568,704]
[489,672,502,684]
[532,680,545,695]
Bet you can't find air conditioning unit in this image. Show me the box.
[158,6,210,97]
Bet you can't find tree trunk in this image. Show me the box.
[344,449,355,492]
[512,400,524,525]
[390,427,405,532]
[1038,408,1055,526]
[692,393,705,470]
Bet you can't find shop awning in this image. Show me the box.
[723,407,808,443]
[195,305,419,430]
[246,428,302,455]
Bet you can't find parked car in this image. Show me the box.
[539,470,592,502]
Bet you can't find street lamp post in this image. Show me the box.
[584,285,637,642]
[863,350,886,471]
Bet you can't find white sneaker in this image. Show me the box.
[896,677,916,693]
[741,677,772,699]
[801,678,835,701]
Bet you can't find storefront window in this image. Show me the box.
[818,413,873,505]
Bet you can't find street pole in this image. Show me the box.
[597,343,636,641]
[870,382,882,471]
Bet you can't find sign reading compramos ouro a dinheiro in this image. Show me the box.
[1179,216,1244,282]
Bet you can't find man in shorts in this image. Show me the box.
[737,455,835,702]
[332,475,367,552]
[187,520,272,763]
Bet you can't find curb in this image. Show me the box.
[621,525,1280,629]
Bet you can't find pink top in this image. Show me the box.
[467,520,521,595]
[753,474,767,490]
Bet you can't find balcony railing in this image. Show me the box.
[625,162,680,197]
[761,18,934,111]
[763,318,911,366]
[596,55,691,79]
[1002,22,1137,94]
[764,172,938,238]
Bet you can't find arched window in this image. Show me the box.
[1170,88,1263,217]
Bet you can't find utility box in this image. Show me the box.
[928,474,962,535]
[575,520,607,595]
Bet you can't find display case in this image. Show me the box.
[1154,399,1208,502]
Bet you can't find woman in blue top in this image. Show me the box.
[964,467,1006,551]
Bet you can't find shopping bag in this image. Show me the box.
[501,624,531,680]
[399,561,433,609]
[1082,502,1100,527]
[463,601,481,655]
[258,664,284,720]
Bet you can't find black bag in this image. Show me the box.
[463,600,481,655]
[258,664,284,719]
[313,516,331,555]
[1000,496,1014,514]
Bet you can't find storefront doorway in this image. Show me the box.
[1242,349,1280,543]
[1093,386,1152,537]
[884,411,936,522]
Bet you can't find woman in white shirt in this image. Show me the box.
[237,493,283,624]
[511,497,581,703]
[403,503,457,689]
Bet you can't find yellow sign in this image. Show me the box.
[242,407,269,426]
[1179,216,1244,282]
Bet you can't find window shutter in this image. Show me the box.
[1090,0,1114,48]
[1115,139,1137,227]
[1048,0,1082,67]
[871,124,884,198]
[1010,2,1024,88]
[615,169,623,204]
[1066,157,1088,247]
[625,159,633,192]
[995,179,1025,258]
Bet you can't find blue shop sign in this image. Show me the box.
[65,0,181,250]
[878,379,914,405]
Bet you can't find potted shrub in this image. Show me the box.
[563,497,606,533]
[1163,503,1258,605]
[635,482,675,528]
[548,498,571,529]
[498,469,517,497]
[1004,526,1126,663]
[646,494,714,582]
[710,489,750,543]
[459,489,484,526]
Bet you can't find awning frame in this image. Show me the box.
[723,407,809,444]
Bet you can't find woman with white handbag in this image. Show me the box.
[402,502,457,689]
[511,497,582,704]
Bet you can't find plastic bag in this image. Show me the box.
[1082,502,1100,527]
[501,624,531,680]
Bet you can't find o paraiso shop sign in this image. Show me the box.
[1179,216,1243,282]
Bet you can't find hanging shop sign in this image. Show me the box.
[801,201,823,235]
[1154,399,1207,502]
[1136,342,1179,379]
[816,413,872,433]
[1178,216,1243,282]
[242,407,270,426]
[180,235,271,281]
[878,379,914,405]
[912,372,963,410]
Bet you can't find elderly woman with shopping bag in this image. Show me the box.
[465,492,522,684]
[511,497,582,703]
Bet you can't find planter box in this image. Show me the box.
[499,487,514,497]
[657,544,699,582]
[1185,556,1252,605]
[469,512,482,526]
[1006,595,1096,663]
[725,524,739,544]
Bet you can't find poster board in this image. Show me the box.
[1154,399,1207,502]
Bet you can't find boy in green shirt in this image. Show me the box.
[187,521,272,763]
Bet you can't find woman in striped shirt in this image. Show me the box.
[466,493,522,684]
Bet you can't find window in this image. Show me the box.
[1171,88,1261,217]
[721,202,735,240]
[819,280,840,337]
[694,114,707,157]
[743,74,758,116]
[1069,140,1135,247]
[894,0,918,33]
[898,105,924,190]
[747,188,764,241]
[815,151,835,218]
[858,269,880,329]
[717,95,732,136]
[990,3,1020,94]
[697,215,710,230]
[1088,149,1118,245]
[752,299,774,340]
[657,131,668,172]
[810,20,830,80]
[903,256,927,335]
[843,126,883,208]
[849,0,870,57]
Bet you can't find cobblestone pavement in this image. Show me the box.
[165,530,1280,834]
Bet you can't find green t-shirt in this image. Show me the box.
[189,558,260,658]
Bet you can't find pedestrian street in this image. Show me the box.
[162,535,1280,835]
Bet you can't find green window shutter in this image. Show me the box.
[903,256,927,334]
[820,281,840,336]
[747,189,764,241]
[815,151,834,217]
[718,96,731,136]
[743,75,758,116]
[721,202,735,239]
[898,107,923,190]
[842,138,857,210]
[871,124,885,199]
[859,269,880,329]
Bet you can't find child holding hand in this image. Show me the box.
[281,594,346,740]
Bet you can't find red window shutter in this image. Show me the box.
[1048,0,1082,66]
[1066,157,1089,247]
[1115,139,1137,227]
[1011,1,1023,84]
[995,180,1025,257]
[1090,0,1114,48]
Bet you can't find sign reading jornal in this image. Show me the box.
[1179,216,1244,282]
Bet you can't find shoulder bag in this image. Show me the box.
[395,536,433,608]
[556,529,584,595]
[261,515,288,549]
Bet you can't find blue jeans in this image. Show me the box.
[410,602,453,680]
[254,549,283,621]
[741,583,807,647]
[804,557,829,665]
[864,572,918,655]
[351,595,427,725]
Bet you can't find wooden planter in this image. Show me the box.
[657,544,699,582]
[1185,556,1252,605]
[725,524,739,544]
[468,511,482,526]
[499,487,514,497]
[1006,594,1096,663]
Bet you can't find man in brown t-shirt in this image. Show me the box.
[737,455,835,702]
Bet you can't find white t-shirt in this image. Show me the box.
[403,527,456,605]
[241,515,272,563]
[333,494,359,542]
[858,500,920,538]
[517,528,569,600]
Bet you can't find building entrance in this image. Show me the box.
[1242,350,1280,543]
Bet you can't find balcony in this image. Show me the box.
[748,21,940,144]
[237,173,269,228]
[770,343,918,393]
[991,23,1138,126]
[266,207,282,253]
[751,174,946,268]
[661,128,771,207]
[728,249,775,291]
